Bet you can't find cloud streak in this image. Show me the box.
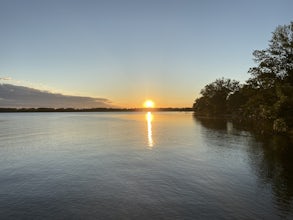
[0,77,12,81]
[0,84,113,108]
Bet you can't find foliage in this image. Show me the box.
[193,21,293,132]
[193,78,240,115]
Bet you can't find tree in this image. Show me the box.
[193,78,240,116]
[245,22,293,128]
[193,21,293,132]
[248,22,293,88]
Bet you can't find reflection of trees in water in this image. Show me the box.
[194,115,293,216]
[193,115,244,137]
[248,135,293,216]
[192,113,225,129]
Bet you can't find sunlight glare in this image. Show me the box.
[146,112,153,148]
[144,100,155,108]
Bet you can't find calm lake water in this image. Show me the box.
[0,112,292,219]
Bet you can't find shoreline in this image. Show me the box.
[193,113,293,137]
[0,107,193,113]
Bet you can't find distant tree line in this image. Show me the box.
[193,21,293,133]
[0,107,193,113]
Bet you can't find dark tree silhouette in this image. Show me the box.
[245,22,293,129]
[193,78,240,116]
[249,22,293,88]
[193,21,293,132]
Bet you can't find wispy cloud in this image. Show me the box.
[0,77,12,81]
[0,84,114,108]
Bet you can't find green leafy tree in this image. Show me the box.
[193,78,240,116]
[248,22,293,88]
[193,21,293,132]
[246,22,293,128]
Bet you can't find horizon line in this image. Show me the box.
[0,107,194,113]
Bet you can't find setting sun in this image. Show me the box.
[143,100,155,108]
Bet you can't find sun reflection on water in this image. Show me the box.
[146,112,154,148]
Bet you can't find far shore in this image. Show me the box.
[0,107,193,113]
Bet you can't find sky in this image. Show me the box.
[0,0,293,108]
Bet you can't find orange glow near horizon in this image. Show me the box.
[143,100,155,108]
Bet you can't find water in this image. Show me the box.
[0,112,292,219]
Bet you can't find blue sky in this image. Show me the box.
[0,0,292,107]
